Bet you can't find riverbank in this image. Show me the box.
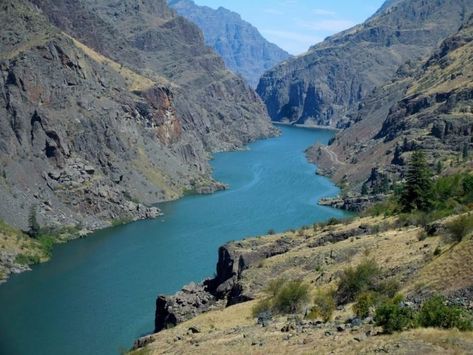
[273,121,341,131]
[133,211,473,354]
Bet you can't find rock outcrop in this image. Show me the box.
[154,237,301,332]
[257,0,472,128]
[0,0,275,232]
[152,225,381,332]
[169,0,291,88]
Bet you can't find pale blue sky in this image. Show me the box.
[193,0,386,54]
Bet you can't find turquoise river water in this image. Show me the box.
[0,126,347,355]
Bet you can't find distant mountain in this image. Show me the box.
[310,14,473,191]
[169,0,291,88]
[257,0,472,127]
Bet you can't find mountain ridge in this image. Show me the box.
[257,0,472,128]
[310,13,473,192]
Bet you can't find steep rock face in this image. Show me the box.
[32,0,276,151]
[257,0,472,127]
[310,15,473,190]
[168,0,290,88]
[0,0,275,231]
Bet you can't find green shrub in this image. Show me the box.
[418,295,473,331]
[336,259,381,304]
[446,214,473,242]
[375,295,416,334]
[38,235,55,257]
[273,280,310,314]
[353,291,378,319]
[308,290,336,322]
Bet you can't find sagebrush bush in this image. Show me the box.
[446,214,473,242]
[418,295,473,331]
[253,279,310,316]
[353,291,378,319]
[308,290,335,322]
[273,280,310,314]
[336,259,381,304]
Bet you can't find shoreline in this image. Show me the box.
[0,133,276,286]
[273,121,341,132]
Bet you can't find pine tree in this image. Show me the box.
[400,150,433,212]
[436,161,443,175]
[463,144,469,161]
[28,205,40,238]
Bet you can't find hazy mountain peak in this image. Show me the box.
[169,0,291,88]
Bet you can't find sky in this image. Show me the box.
[193,0,386,55]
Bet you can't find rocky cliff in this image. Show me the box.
[0,0,275,234]
[257,0,472,128]
[310,14,473,191]
[168,0,291,88]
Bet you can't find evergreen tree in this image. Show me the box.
[400,150,433,212]
[361,183,369,196]
[463,143,469,161]
[28,205,40,238]
[436,160,443,175]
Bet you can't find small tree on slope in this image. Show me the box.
[400,150,433,212]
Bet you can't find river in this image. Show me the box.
[0,126,347,355]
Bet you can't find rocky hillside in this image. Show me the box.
[0,0,275,279]
[257,0,472,127]
[168,0,291,88]
[310,14,473,191]
[133,210,473,354]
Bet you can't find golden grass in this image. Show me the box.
[408,41,473,96]
[408,237,473,294]
[67,35,163,92]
